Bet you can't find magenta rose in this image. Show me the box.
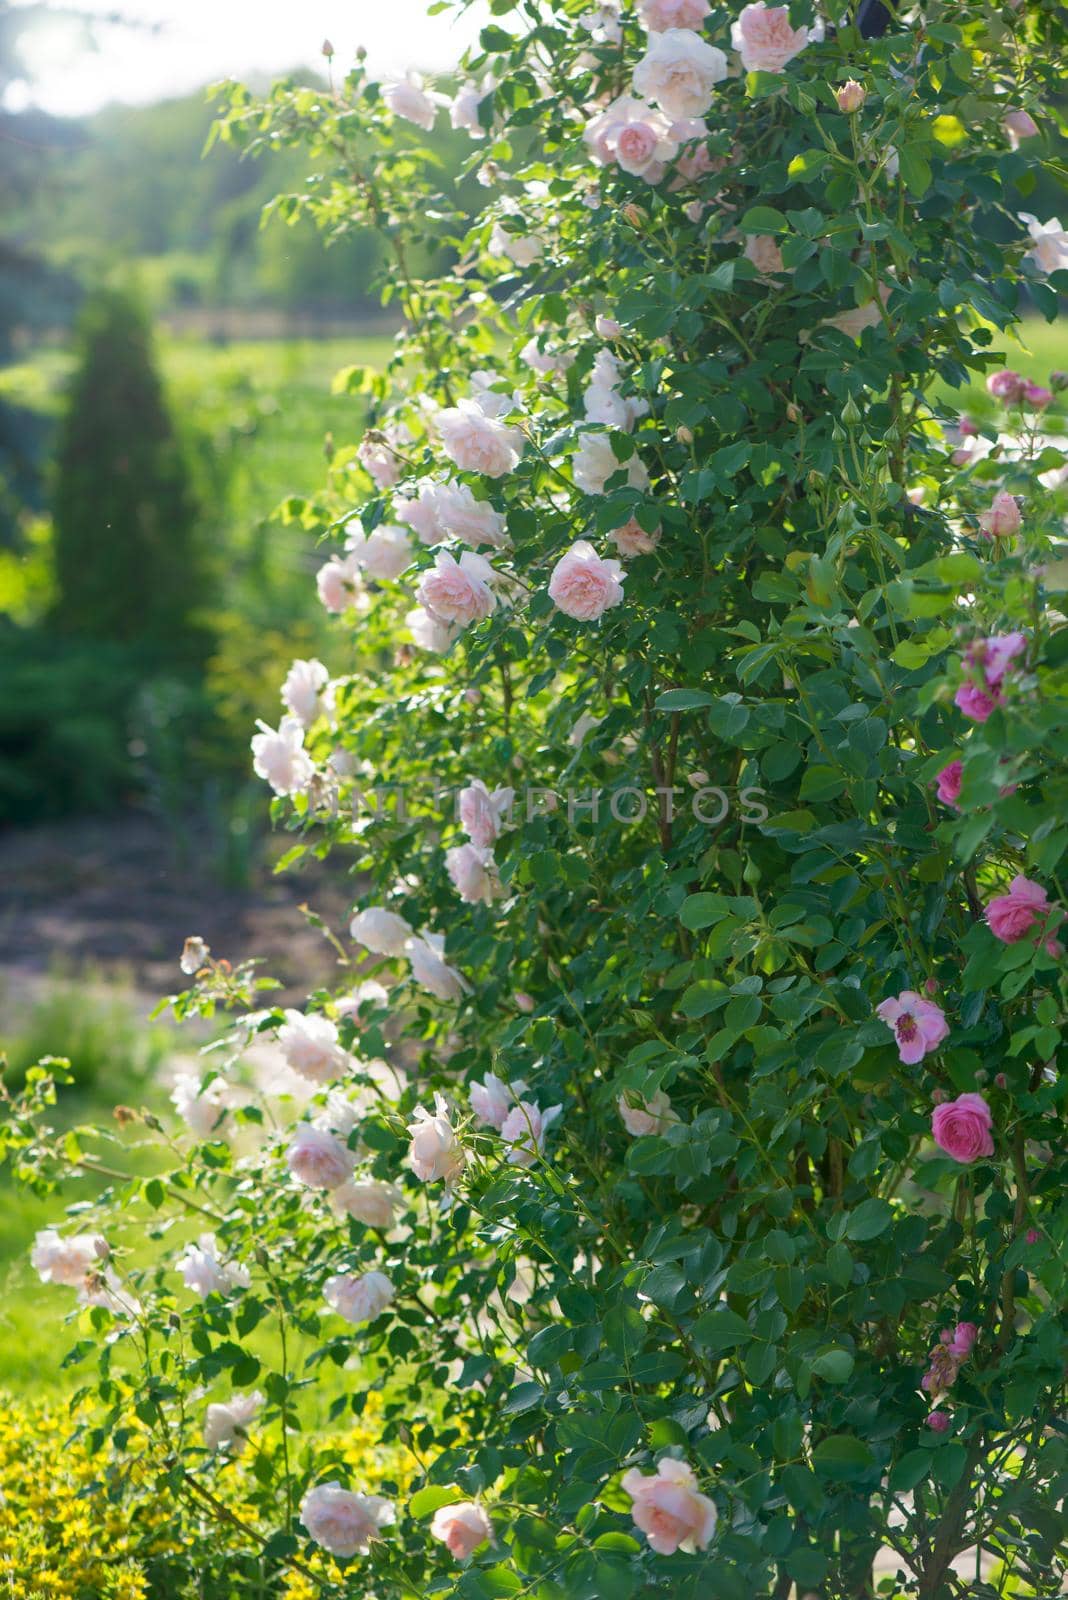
[954,682,1001,724]
[935,760,963,808]
[931,1092,994,1163]
[985,874,1051,944]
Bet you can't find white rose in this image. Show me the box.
[632,29,728,119]
[407,931,470,1002]
[170,1071,232,1139]
[350,907,413,957]
[251,716,314,797]
[382,74,438,130]
[281,658,333,727]
[31,1228,108,1288]
[330,1179,403,1228]
[407,1092,465,1183]
[499,1100,563,1166]
[204,1390,264,1454]
[300,1482,395,1557]
[278,1009,351,1086]
[436,399,523,478]
[324,1269,395,1325]
[176,1234,250,1298]
[573,432,650,495]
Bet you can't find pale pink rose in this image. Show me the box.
[170,1071,232,1138]
[926,1410,951,1432]
[382,74,437,130]
[978,491,1021,540]
[638,0,709,27]
[356,436,404,489]
[176,1234,250,1298]
[204,1391,263,1454]
[582,350,649,432]
[585,99,679,181]
[451,81,487,137]
[489,220,544,268]
[330,1179,402,1228]
[459,779,513,847]
[407,1092,465,1183]
[985,875,1052,944]
[286,1123,356,1191]
[499,1099,562,1166]
[180,934,210,974]
[347,523,413,584]
[470,1072,526,1130]
[251,716,314,797]
[622,1458,718,1555]
[836,79,866,113]
[431,1501,494,1559]
[611,516,661,558]
[1003,109,1039,148]
[334,979,390,1025]
[744,234,783,275]
[446,842,500,904]
[573,432,650,494]
[619,1089,677,1136]
[316,551,367,614]
[1021,213,1068,275]
[955,682,1001,724]
[521,334,574,376]
[436,398,523,478]
[406,605,456,654]
[986,369,1027,402]
[278,1009,351,1086]
[324,1269,394,1325]
[632,29,728,119]
[596,315,623,339]
[350,907,413,957]
[436,484,509,548]
[931,1093,994,1163]
[31,1229,108,1288]
[549,541,626,621]
[407,931,470,1002]
[396,481,450,545]
[282,658,333,727]
[731,2,811,72]
[300,1482,395,1557]
[875,991,949,1065]
[934,760,963,809]
[417,550,498,628]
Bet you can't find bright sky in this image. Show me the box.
[7,0,487,117]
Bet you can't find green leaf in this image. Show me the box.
[654,689,715,711]
[741,205,787,233]
[844,1198,893,1241]
[812,1434,876,1480]
[409,1483,465,1518]
[691,1306,752,1352]
[810,1347,855,1383]
[679,892,730,930]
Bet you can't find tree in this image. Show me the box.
[51,286,205,661]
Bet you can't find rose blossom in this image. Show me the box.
[382,74,437,130]
[585,96,678,181]
[548,541,626,621]
[407,1092,465,1183]
[417,550,499,628]
[876,991,950,1065]
[955,682,1001,724]
[180,935,210,974]
[986,369,1027,402]
[399,481,509,549]
[324,1269,395,1325]
[406,605,456,654]
[300,1482,395,1557]
[316,550,368,615]
[278,1009,351,1085]
[583,349,648,432]
[619,1089,677,1136]
[446,842,500,904]
[204,1391,263,1454]
[935,760,963,808]
[947,1321,978,1358]
[251,716,314,797]
[431,1501,494,1559]
[985,875,1054,944]
[330,1179,402,1228]
[978,491,1021,540]
[931,1092,994,1163]
[731,2,812,73]
[926,1410,951,1433]
[436,398,523,477]
[1020,213,1068,275]
[32,1229,108,1288]
[1003,109,1039,147]
[470,1072,527,1130]
[282,658,333,727]
[176,1234,250,1298]
[610,516,661,558]
[459,779,514,847]
[171,1071,232,1138]
[356,435,403,490]
[407,930,470,1001]
[744,234,783,275]
[975,631,1027,687]
[499,1099,563,1166]
[334,978,390,1025]
[638,0,709,26]
[596,314,623,339]
[622,1458,718,1555]
[1023,381,1053,408]
[632,29,728,119]
[286,1123,356,1191]
[350,907,413,958]
[451,81,488,137]
[573,431,650,494]
[347,524,413,584]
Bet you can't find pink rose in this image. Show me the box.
[977,491,1021,540]
[1023,381,1053,409]
[430,1501,494,1559]
[458,779,513,847]
[954,682,1001,724]
[947,1321,978,1359]
[286,1124,356,1191]
[731,2,812,73]
[619,1090,677,1136]
[632,29,728,119]
[300,1482,395,1557]
[935,760,963,809]
[637,0,710,29]
[417,550,499,629]
[251,717,314,797]
[931,1092,994,1163]
[875,991,949,1065]
[926,1411,951,1433]
[323,1270,394,1325]
[445,842,500,904]
[436,399,522,477]
[744,234,784,275]
[499,1099,562,1166]
[622,1458,718,1555]
[986,369,1027,402]
[407,1093,465,1183]
[278,1009,351,1086]
[382,74,437,130]
[985,874,1052,944]
[548,541,625,621]
[611,516,661,558]
[835,79,866,113]
[596,314,623,338]
[316,551,367,615]
[470,1071,526,1130]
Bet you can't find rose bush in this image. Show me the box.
[5,0,1068,1595]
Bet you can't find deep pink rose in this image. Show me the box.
[986,874,1051,944]
[931,1092,994,1164]
[986,369,1027,402]
[926,1411,951,1433]
[947,1321,978,1359]
[1024,382,1053,409]
[875,991,949,1065]
[935,760,963,808]
[954,682,1001,724]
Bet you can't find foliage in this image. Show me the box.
[7,2,1068,1599]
